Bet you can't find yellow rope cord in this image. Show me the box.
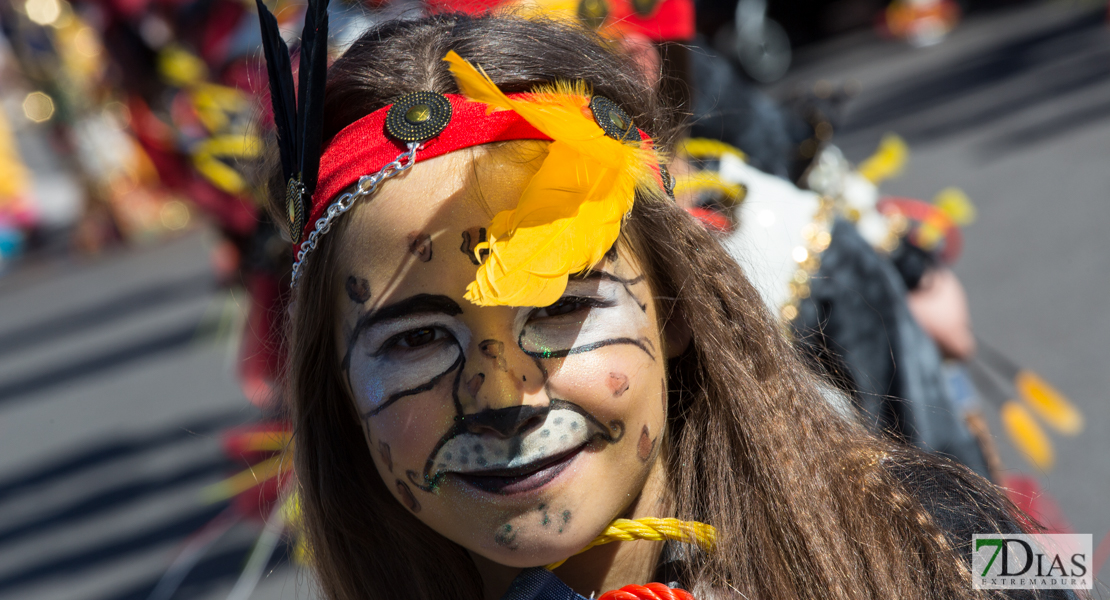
[673,172,747,207]
[680,138,747,161]
[544,518,717,570]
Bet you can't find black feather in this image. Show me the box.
[255,0,298,183]
[297,0,330,196]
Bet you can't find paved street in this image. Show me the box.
[0,1,1108,597]
[0,233,309,599]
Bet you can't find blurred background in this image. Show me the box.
[0,0,1107,597]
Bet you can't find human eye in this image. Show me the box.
[378,326,454,357]
[530,296,611,320]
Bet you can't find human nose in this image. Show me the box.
[458,309,546,415]
[462,404,549,438]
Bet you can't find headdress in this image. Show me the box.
[254,0,329,249]
[255,3,672,307]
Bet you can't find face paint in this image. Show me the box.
[495,523,518,549]
[336,146,668,570]
[479,339,508,372]
[380,441,394,473]
[418,399,624,495]
[637,425,656,462]
[346,276,372,304]
[409,232,433,262]
[460,227,488,265]
[396,479,421,512]
[347,295,471,417]
[608,372,630,397]
[518,272,656,361]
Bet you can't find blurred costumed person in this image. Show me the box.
[60,0,289,407]
[675,44,1082,534]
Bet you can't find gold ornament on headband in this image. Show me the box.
[444,51,661,308]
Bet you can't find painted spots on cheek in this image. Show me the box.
[379,441,393,473]
[558,510,571,534]
[637,424,656,462]
[608,372,630,397]
[408,232,433,262]
[479,339,508,372]
[396,479,421,513]
[345,276,371,304]
[495,523,518,549]
[459,227,488,265]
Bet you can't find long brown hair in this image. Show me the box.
[269,13,1022,600]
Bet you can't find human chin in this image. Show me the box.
[430,382,662,567]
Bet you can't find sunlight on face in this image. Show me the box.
[334,142,668,568]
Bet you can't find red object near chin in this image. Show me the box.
[598,582,696,600]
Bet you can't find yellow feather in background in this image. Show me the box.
[933,187,976,226]
[1015,371,1083,435]
[444,51,660,307]
[858,133,908,184]
[1001,401,1054,471]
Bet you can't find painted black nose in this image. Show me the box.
[463,404,549,438]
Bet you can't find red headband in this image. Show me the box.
[306,93,653,253]
[308,94,546,250]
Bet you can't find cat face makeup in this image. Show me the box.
[335,143,668,569]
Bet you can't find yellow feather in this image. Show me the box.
[443,51,660,307]
[857,133,908,184]
[466,142,634,306]
[446,52,641,166]
[680,137,746,161]
[1016,370,1083,435]
[674,172,746,207]
[1001,401,1054,471]
[0,108,30,200]
[933,187,976,226]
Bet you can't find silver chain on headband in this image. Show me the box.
[291,142,421,288]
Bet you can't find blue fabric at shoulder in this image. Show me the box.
[500,568,589,600]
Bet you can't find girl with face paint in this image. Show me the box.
[262,12,1064,600]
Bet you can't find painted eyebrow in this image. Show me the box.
[349,294,463,342]
[568,270,645,286]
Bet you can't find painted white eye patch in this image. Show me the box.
[519,272,655,361]
[347,295,473,417]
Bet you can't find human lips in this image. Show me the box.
[453,444,583,495]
